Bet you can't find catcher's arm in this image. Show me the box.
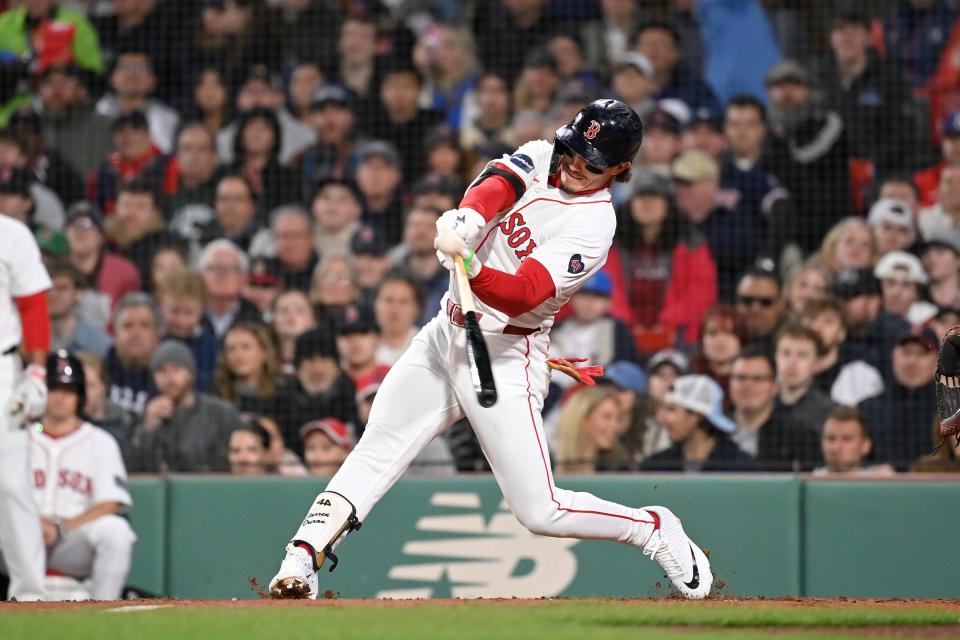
[936,326,960,440]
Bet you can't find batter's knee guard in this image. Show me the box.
[291,491,361,572]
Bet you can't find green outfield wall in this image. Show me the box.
[125,475,958,599]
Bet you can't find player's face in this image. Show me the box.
[224,328,266,380]
[892,342,937,389]
[44,385,79,422]
[557,147,628,193]
[584,397,622,451]
[775,336,818,390]
[658,402,701,444]
[154,363,195,401]
[115,305,160,365]
[273,291,316,339]
[304,431,349,475]
[336,331,379,368]
[729,358,777,412]
[822,418,870,472]
[298,356,340,395]
[228,430,267,475]
[160,296,204,339]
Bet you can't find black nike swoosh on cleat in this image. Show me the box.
[684,544,700,590]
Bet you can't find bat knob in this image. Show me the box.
[478,389,497,408]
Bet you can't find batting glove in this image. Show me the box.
[9,364,47,421]
[436,207,485,248]
[437,247,483,279]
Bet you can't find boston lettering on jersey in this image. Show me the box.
[498,211,537,260]
[33,468,94,498]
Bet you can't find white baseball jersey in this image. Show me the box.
[446,139,617,333]
[0,215,52,352]
[30,422,133,519]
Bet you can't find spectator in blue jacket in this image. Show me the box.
[696,0,782,104]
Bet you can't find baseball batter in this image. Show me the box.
[270,100,714,600]
[0,214,52,601]
[25,351,136,600]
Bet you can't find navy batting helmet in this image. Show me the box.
[552,99,644,173]
[46,349,86,413]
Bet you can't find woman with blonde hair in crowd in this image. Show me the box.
[414,24,480,129]
[818,217,878,275]
[555,386,627,475]
[783,260,832,318]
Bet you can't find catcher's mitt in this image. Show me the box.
[936,325,960,438]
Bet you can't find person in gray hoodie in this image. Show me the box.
[126,339,239,472]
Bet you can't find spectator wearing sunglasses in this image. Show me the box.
[734,265,787,357]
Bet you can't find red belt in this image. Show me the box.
[445,299,537,336]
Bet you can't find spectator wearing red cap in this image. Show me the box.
[243,256,282,316]
[300,418,352,476]
[89,110,168,215]
[859,328,940,470]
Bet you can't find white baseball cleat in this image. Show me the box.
[641,506,713,600]
[269,543,318,600]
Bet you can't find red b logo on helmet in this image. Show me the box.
[584,120,601,140]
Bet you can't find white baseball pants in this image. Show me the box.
[0,352,45,600]
[326,314,655,546]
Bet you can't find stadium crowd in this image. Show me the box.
[6,0,960,480]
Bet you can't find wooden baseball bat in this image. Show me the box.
[454,254,497,407]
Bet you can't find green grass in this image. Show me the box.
[2,599,958,640]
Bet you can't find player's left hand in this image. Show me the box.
[437,247,482,279]
[8,364,47,421]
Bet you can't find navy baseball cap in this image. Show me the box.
[351,225,390,256]
[335,303,379,335]
[0,166,31,197]
[895,327,939,352]
[112,110,149,132]
[309,84,353,111]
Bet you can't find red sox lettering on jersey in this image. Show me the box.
[30,423,132,519]
[458,139,617,333]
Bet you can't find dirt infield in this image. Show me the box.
[6,596,960,611]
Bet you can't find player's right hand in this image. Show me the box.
[8,364,46,421]
[436,207,485,248]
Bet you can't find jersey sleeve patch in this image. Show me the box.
[509,153,535,174]
[567,254,585,274]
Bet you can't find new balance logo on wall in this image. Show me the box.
[377,492,579,599]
